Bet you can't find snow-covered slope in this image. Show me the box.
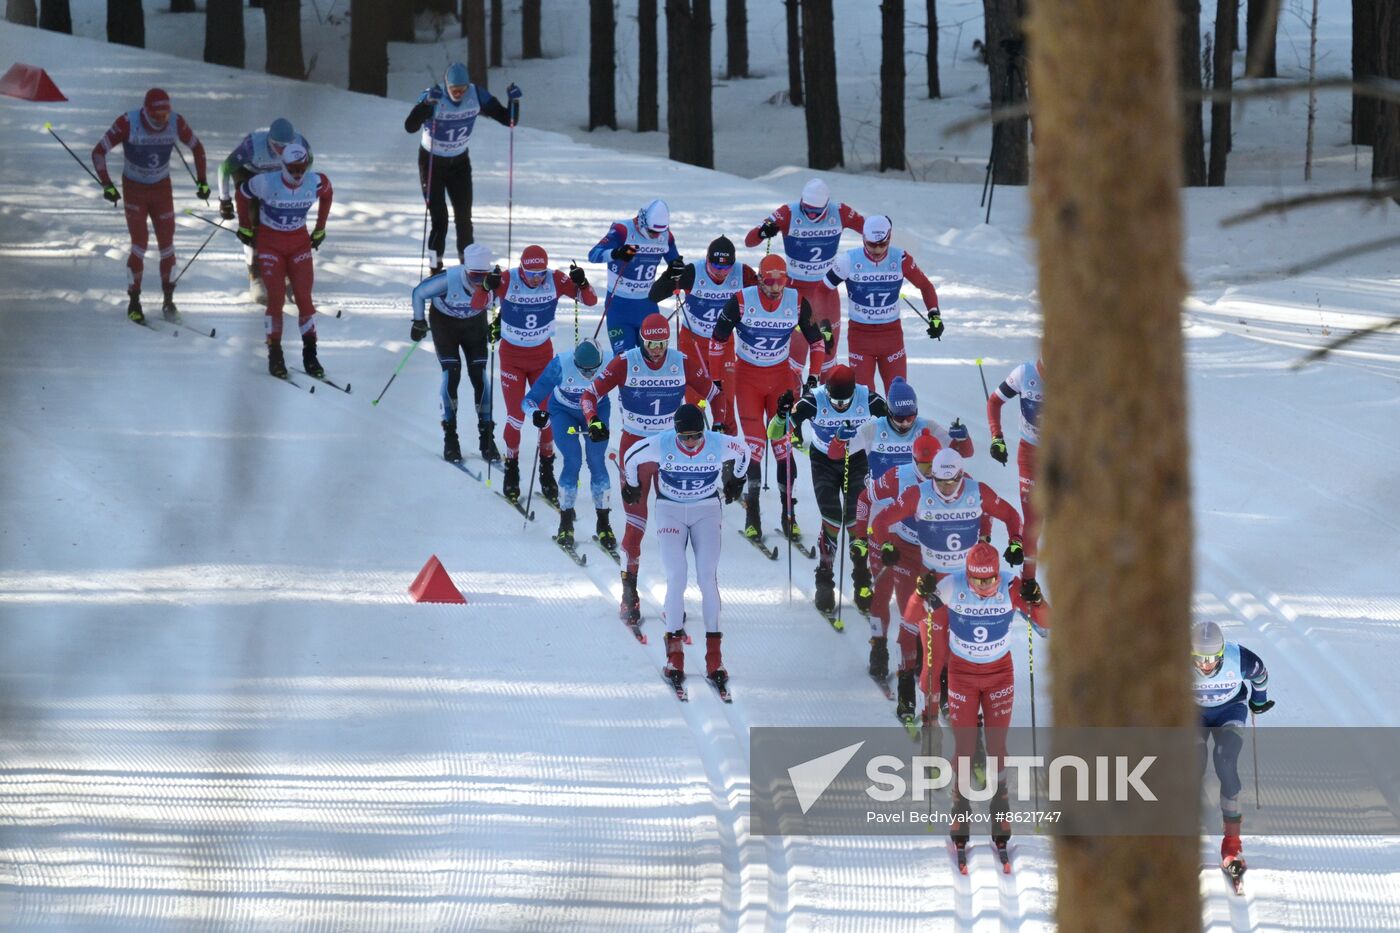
[2,20,1399,933]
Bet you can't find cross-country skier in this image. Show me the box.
[871,449,1024,718]
[217,118,312,302]
[988,357,1045,602]
[708,254,833,540]
[649,235,757,433]
[745,178,864,386]
[587,199,681,354]
[775,365,886,615]
[472,245,597,503]
[404,63,521,275]
[91,88,208,323]
[524,340,616,551]
[411,242,502,464]
[622,404,749,691]
[581,313,718,622]
[1193,620,1272,887]
[234,144,332,380]
[911,543,1048,862]
[822,215,943,396]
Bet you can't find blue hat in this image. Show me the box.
[573,340,602,372]
[887,377,917,418]
[268,118,296,146]
[444,62,470,88]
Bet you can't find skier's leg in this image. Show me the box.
[584,431,612,509]
[420,148,449,266]
[498,342,526,460]
[554,410,585,510]
[463,313,490,416]
[430,309,465,422]
[151,179,177,286]
[447,155,474,258]
[260,243,289,341]
[287,240,317,338]
[655,498,688,631]
[692,498,723,633]
[848,323,877,392]
[1018,440,1040,581]
[121,179,150,293]
[618,432,648,574]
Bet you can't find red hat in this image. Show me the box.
[826,365,855,401]
[912,429,942,463]
[966,542,1001,596]
[143,87,171,116]
[640,313,670,343]
[520,245,548,273]
[759,254,788,280]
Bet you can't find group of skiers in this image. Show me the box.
[88,67,1273,879]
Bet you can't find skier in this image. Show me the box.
[411,242,502,464]
[744,178,864,386]
[216,117,312,302]
[708,254,833,540]
[524,340,616,552]
[234,144,332,380]
[622,404,750,692]
[912,543,1048,863]
[404,62,521,275]
[587,199,682,354]
[822,215,943,396]
[988,357,1045,602]
[472,245,598,502]
[871,448,1024,718]
[91,88,209,323]
[649,235,758,433]
[775,365,886,615]
[581,313,719,622]
[1193,620,1272,886]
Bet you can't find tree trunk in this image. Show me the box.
[7,0,36,25]
[389,0,415,42]
[107,0,143,46]
[204,0,245,67]
[1208,0,1236,185]
[926,0,940,98]
[1027,0,1200,928]
[1179,0,1206,185]
[250,0,262,8]
[801,0,843,168]
[522,0,541,58]
[490,0,502,67]
[1374,0,1400,190]
[170,0,195,11]
[39,0,71,32]
[1244,0,1277,77]
[589,0,617,129]
[349,0,388,95]
[984,0,1029,185]
[785,0,802,105]
[264,0,305,79]
[726,0,748,78]
[880,0,905,171]
[666,0,714,168]
[1354,0,1378,146]
[638,0,659,132]
[460,0,486,82]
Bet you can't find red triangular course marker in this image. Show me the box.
[0,64,68,102]
[409,554,466,604]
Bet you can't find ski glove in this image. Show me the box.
[827,436,848,461]
[611,244,638,263]
[102,184,121,204]
[667,257,686,278]
[879,541,901,567]
[587,419,609,442]
[410,319,429,342]
[804,374,819,391]
[218,198,235,221]
[568,264,588,288]
[947,419,969,443]
[310,228,326,250]
[195,180,211,200]
[722,473,745,504]
[236,226,255,246]
[483,267,502,292]
[916,571,942,606]
[990,435,1009,465]
[850,537,869,560]
[507,83,522,100]
[926,314,944,340]
[1020,578,1043,604]
[759,218,779,240]
[427,86,444,102]
[621,482,641,505]
[776,388,795,418]
[488,315,502,344]
[531,409,550,429]
[819,318,835,355]
[1248,697,1274,715]
[1003,539,1024,566]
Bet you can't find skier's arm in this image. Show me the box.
[91,114,129,187]
[978,482,1024,543]
[410,273,449,322]
[648,261,695,303]
[868,393,889,419]
[470,270,510,311]
[722,434,752,480]
[664,232,681,264]
[234,177,258,229]
[847,420,876,458]
[744,204,791,248]
[1012,579,1049,634]
[871,466,902,502]
[523,358,562,415]
[685,360,720,405]
[741,264,759,287]
[872,485,919,546]
[902,252,940,313]
[710,296,742,344]
[587,223,628,264]
[622,436,661,487]
[217,136,254,200]
[796,297,829,348]
[313,174,333,231]
[989,376,1019,438]
[839,202,866,233]
[1240,647,1269,705]
[823,251,852,290]
[477,86,513,127]
[554,269,598,306]
[580,356,628,423]
[175,115,208,184]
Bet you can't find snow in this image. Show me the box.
[3,9,1400,933]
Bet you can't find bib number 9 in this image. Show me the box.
[973,625,989,643]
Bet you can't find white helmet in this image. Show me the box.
[463,243,493,272]
[931,448,964,481]
[801,177,830,211]
[863,215,893,245]
[639,198,670,234]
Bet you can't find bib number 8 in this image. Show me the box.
[524,313,538,330]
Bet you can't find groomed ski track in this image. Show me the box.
[3,22,1399,932]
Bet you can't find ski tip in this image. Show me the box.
[345,383,352,392]
[335,309,343,318]
[309,385,316,394]
[209,327,217,337]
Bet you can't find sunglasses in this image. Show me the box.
[520,268,547,285]
[890,414,917,429]
[677,431,703,443]
[285,163,310,177]
[1192,652,1223,671]
[933,474,962,485]
[643,339,667,351]
[759,273,787,288]
[969,574,997,590]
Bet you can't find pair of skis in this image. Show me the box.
[132,311,218,340]
[951,840,1012,875]
[662,669,733,704]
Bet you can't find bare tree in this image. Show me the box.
[39,0,70,32]
[1027,0,1200,926]
[460,0,486,84]
[490,0,501,67]
[1304,0,1319,180]
[638,0,659,132]
[522,0,541,58]
[349,0,389,96]
[107,0,143,47]
[1354,0,1379,145]
[204,0,245,68]
[785,0,802,105]
[589,0,617,129]
[6,0,36,25]
[984,0,1028,185]
[802,0,843,168]
[726,0,748,78]
[880,0,906,171]
[1245,0,1277,77]
[926,0,941,98]
[389,0,415,43]
[264,0,305,80]
[1209,0,1238,184]
[1376,0,1400,189]
[666,0,713,167]
[171,0,194,12]
[1179,0,1207,185]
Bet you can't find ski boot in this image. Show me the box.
[895,669,917,721]
[814,563,836,614]
[538,454,559,504]
[596,508,617,551]
[1221,816,1246,873]
[428,253,445,277]
[442,421,463,464]
[706,632,728,690]
[663,630,686,688]
[502,457,521,502]
[992,784,1013,871]
[267,339,288,379]
[620,570,641,622]
[780,498,802,541]
[851,538,873,614]
[478,421,502,463]
[743,489,762,539]
[868,636,890,680]
[301,334,325,379]
[126,289,144,323]
[161,282,178,321]
[950,792,972,872]
[556,507,576,548]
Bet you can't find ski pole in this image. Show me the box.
[521,438,541,530]
[570,260,581,346]
[506,101,517,263]
[593,250,636,341]
[834,440,851,626]
[901,294,930,324]
[183,209,239,236]
[44,122,112,203]
[1251,710,1261,808]
[1027,610,1040,813]
[171,222,222,287]
[975,357,991,401]
[484,296,499,488]
[784,421,795,604]
[371,339,422,406]
[173,144,205,203]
